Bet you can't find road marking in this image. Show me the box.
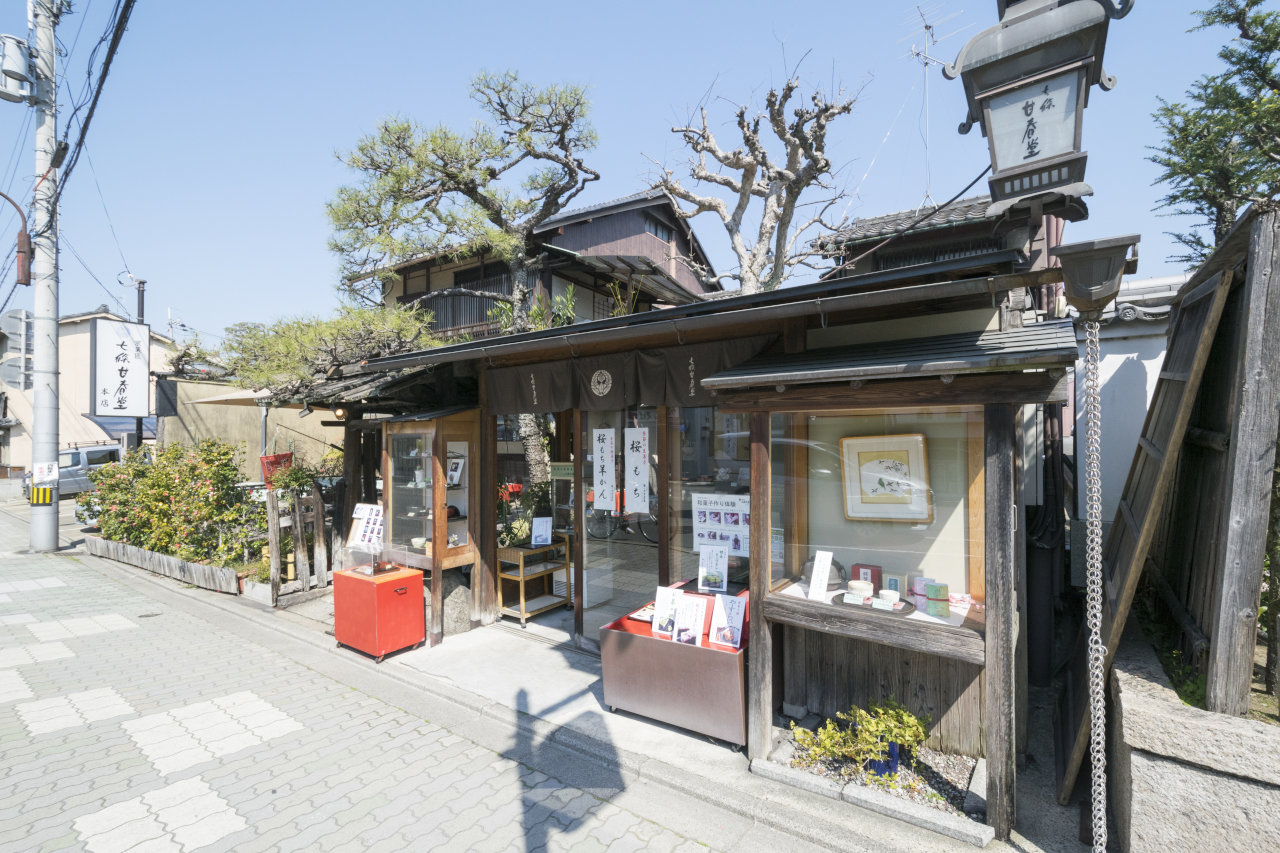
[123,691,302,776]
[27,613,137,642]
[0,670,32,703]
[0,640,74,668]
[0,577,66,593]
[73,776,246,853]
[17,687,135,735]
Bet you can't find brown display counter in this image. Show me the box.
[599,587,748,747]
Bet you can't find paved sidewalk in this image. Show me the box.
[0,505,1084,851]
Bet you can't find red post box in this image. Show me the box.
[334,568,425,661]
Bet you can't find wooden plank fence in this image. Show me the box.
[84,536,240,594]
[265,484,334,606]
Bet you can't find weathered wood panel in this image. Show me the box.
[747,410,774,759]
[1205,213,1280,714]
[84,537,239,594]
[780,626,984,756]
[1057,268,1233,804]
[762,593,986,665]
[984,403,1017,839]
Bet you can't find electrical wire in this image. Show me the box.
[37,0,136,237]
[62,233,131,317]
[826,164,992,278]
[82,144,130,272]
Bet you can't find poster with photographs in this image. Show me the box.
[709,594,746,649]
[652,587,683,638]
[346,503,385,549]
[697,545,729,594]
[692,493,751,558]
[673,595,707,646]
[623,427,649,513]
[592,429,616,511]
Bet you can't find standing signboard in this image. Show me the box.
[90,319,150,417]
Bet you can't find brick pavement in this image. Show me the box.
[0,515,844,853]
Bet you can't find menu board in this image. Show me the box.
[692,493,750,557]
[346,503,385,549]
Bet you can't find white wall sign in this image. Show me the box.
[988,71,1080,172]
[592,429,615,511]
[91,319,150,417]
[623,427,649,513]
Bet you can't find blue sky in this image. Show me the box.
[0,1,1230,343]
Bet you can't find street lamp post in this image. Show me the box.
[946,3,1135,850]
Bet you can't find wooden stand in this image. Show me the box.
[497,536,570,626]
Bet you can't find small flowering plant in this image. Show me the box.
[79,439,268,565]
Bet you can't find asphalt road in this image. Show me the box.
[0,506,841,853]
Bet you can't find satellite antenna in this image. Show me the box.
[902,5,969,211]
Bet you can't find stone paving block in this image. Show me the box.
[170,809,248,851]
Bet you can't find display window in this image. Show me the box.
[387,423,435,553]
[384,413,478,569]
[667,407,752,589]
[768,407,985,629]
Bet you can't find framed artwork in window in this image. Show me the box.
[839,434,932,523]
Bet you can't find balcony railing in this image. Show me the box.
[400,274,512,338]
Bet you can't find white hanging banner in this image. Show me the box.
[592,429,615,511]
[91,319,150,417]
[623,427,649,514]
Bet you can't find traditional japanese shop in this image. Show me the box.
[320,267,1076,830]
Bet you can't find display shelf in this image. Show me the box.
[497,537,570,626]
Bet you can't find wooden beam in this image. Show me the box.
[747,410,774,759]
[657,405,671,588]
[984,403,1017,840]
[475,380,498,626]
[341,425,362,539]
[715,372,1069,412]
[1207,211,1280,714]
[572,408,585,640]
[429,425,445,646]
[967,410,986,603]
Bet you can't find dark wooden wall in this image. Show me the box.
[548,209,711,296]
[781,628,984,756]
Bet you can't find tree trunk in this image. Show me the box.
[519,412,549,485]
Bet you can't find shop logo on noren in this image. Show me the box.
[590,369,612,397]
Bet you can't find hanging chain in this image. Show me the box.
[1083,319,1108,852]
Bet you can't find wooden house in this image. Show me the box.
[381,189,720,339]
[312,199,1082,840]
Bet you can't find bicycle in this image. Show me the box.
[585,491,658,543]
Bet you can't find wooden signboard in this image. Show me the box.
[1055,269,1233,804]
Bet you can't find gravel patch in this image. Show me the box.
[786,730,978,818]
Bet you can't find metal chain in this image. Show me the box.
[1083,319,1108,852]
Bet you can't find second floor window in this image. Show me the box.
[646,217,674,243]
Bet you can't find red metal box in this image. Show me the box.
[334,568,425,661]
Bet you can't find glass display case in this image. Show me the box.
[388,425,435,553]
[384,412,478,570]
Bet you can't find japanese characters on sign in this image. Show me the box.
[91,319,150,418]
[988,71,1081,172]
[623,427,649,514]
[592,428,616,511]
[692,493,751,558]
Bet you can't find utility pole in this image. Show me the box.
[28,0,59,553]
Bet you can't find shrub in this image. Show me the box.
[792,698,931,771]
[80,439,267,565]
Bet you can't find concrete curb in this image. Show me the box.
[751,759,995,848]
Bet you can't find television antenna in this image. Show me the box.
[901,5,970,211]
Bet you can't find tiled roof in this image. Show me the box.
[826,195,995,245]
[534,188,667,231]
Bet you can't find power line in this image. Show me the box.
[39,0,136,236]
[62,233,131,317]
[82,143,130,272]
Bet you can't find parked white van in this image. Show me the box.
[23,441,124,497]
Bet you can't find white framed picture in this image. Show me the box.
[839,433,932,523]
[446,458,465,486]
